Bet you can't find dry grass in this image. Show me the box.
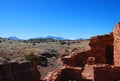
[0,38,90,78]
[0,39,90,60]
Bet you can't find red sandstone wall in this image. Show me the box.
[0,62,41,81]
[62,33,113,66]
[62,51,89,66]
[44,66,92,81]
[114,22,120,66]
[89,33,113,64]
[94,65,120,81]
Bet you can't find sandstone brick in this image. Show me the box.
[0,61,41,81]
[94,65,120,81]
[44,66,91,81]
[89,33,113,64]
[114,22,120,66]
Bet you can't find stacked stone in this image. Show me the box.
[89,33,113,63]
[44,66,84,81]
[0,61,41,81]
[94,65,120,81]
[114,22,120,66]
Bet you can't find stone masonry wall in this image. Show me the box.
[44,66,92,81]
[89,33,113,64]
[62,51,89,66]
[94,65,120,81]
[114,22,120,66]
[0,62,41,81]
[62,33,113,66]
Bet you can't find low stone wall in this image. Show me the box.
[0,61,41,81]
[61,51,89,66]
[94,65,120,81]
[44,66,92,81]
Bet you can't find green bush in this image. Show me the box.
[71,48,78,52]
[25,53,37,61]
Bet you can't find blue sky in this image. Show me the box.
[0,0,120,39]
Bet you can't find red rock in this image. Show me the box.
[44,66,84,81]
[94,65,120,81]
[0,61,41,81]
[86,57,95,65]
[89,33,113,64]
[61,52,89,66]
[114,22,120,66]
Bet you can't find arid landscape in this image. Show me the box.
[0,37,90,80]
[0,0,120,81]
[1,23,120,81]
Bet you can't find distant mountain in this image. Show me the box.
[7,37,21,40]
[29,36,68,40]
[46,36,67,40]
[7,36,84,41]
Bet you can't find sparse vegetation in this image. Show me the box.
[0,38,90,60]
[0,37,90,79]
[71,47,78,53]
[25,53,38,61]
[59,41,66,45]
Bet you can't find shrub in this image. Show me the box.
[25,53,37,61]
[59,41,66,45]
[71,48,78,52]
[67,42,70,46]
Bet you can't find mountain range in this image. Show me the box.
[7,37,22,40]
[33,36,67,40]
[7,36,68,41]
[7,36,86,41]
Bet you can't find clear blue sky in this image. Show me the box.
[0,0,120,39]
